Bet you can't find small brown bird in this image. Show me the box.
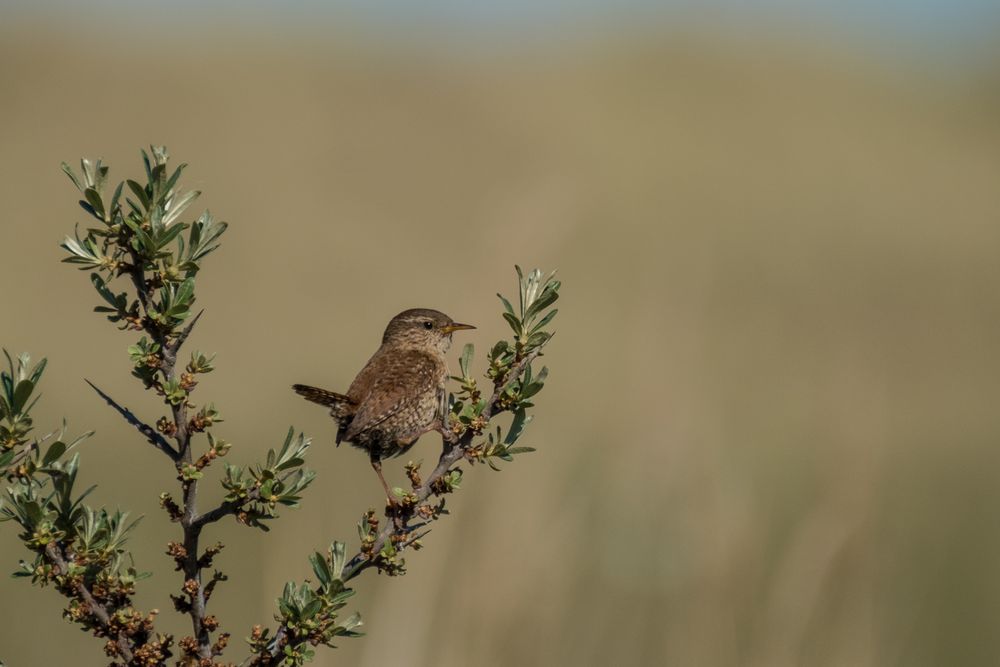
[293,308,475,499]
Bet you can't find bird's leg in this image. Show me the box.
[370,455,405,530]
[370,455,394,501]
[435,390,460,445]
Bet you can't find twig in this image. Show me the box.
[193,470,298,529]
[193,497,247,529]
[344,346,543,579]
[85,379,178,461]
[159,309,220,660]
[44,543,135,664]
[342,436,465,581]
[170,362,212,659]
[163,309,203,370]
[123,247,151,314]
[257,347,546,661]
[2,429,56,471]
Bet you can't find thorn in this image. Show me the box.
[85,378,179,460]
[173,309,204,352]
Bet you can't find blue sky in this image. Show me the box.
[6,0,999,56]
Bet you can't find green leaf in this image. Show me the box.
[502,312,521,336]
[515,265,525,315]
[174,278,195,306]
[490,340,509,360]
[521,366,549,399]
[309,552,332,589]
[330,541,346,581]
[504,408,533,445]
[91,273,125,309]
[42,441,66,466]
[163,189,200,226]
[80,157,108,191]
[496,293,515,316]
[11,380,33,414]
[133,225,156,256]
[186,211,228,264]
[127,179,150,211]
[526,331,550,349]
[61,231,105,268]
[459,343,474,379]
[301,597,323,620]
[180,465,203,481]
[61,162,84,192]
[524,286,559,323]
[530,308,559,333]
[28,357,47,386]
[339,611,363,633]
[155,220,187,249]
[78,200,99,219]
[84,188,106,222]
[110,180,124,213]
[141,147,154,182]
[162,162,187,197]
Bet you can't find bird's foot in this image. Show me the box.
[384,496,405,530]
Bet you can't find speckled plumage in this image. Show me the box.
[293,308,474,496]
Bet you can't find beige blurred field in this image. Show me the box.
[2,13,1000,667]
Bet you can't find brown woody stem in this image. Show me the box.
[44,543,136,664]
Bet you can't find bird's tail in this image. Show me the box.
[292,384,355,418]
[292,384,356,445]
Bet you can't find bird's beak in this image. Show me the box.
[440,322,476,334]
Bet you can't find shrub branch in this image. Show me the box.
[1,147,559,667]
[43,542,137,663]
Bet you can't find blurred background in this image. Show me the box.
[2,1,1000,665]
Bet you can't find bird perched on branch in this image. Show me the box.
[293,308,475,500]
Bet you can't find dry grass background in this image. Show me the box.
[2,12,1000,667]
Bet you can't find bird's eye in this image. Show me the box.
[423,321,434,330]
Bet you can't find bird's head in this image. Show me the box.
[382,308,475,353]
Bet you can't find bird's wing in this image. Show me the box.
[345,349,443,442]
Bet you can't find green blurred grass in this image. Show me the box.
[1,21,1000,667]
